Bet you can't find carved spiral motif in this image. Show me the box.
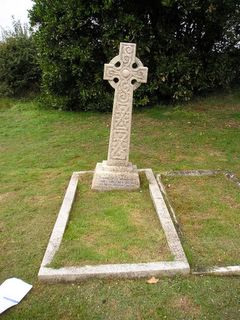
[118,81,130,104]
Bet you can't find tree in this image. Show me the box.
[30,0,240,111]
[0,19,40,97]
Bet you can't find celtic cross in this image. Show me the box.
[104,42,148,167]
[92,42,148,190]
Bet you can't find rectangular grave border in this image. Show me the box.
[38,169,190,282]
[156,170,240,276]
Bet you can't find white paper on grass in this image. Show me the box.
[0,278,32,314]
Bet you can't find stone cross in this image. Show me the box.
[104,42,148,166]
[92,42,148,191]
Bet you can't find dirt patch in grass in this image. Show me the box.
[224,120,240,129]
[51,173,172,267]
[0,191,17,202]
[172,295,201,317]
[161,174,240,269]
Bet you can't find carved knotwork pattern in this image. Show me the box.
[110,103,131,160]
[104,43,148,164]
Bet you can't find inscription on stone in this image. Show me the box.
[92,42,148,191]
[97,175,138,189]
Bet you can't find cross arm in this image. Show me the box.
[103,63,120,81]
[132,66,148,83]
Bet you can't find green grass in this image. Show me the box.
[161,174,240,269]
[1,90,240,319]
[51,173,171,267]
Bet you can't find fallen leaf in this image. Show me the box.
[147,277,159,284]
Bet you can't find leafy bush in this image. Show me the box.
[30,0,240,111]
[0,20,40,97]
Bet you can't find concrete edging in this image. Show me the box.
[38,169,190,282]
[192,266,240,276]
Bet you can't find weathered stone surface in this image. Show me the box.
[192,265,240,276]
[40,172,79,267]
[39,261,189,282]
[92,42,148,191]
[91,161,140,191]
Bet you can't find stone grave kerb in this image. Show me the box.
[92,42,148,191]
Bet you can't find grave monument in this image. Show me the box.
[92,42,148,190]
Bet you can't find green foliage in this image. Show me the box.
[30,0,240,111]
[0,20,40,97]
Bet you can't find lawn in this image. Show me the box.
[51,173,171,268]
[0,90,240,319]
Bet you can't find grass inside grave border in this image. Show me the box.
[50,172,172,268]
[157,170,240,273]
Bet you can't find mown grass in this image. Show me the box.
[51,173,171,267]
[1,90,240,319]
[161,174,240,269]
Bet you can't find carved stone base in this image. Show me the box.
[91,161,140,191]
